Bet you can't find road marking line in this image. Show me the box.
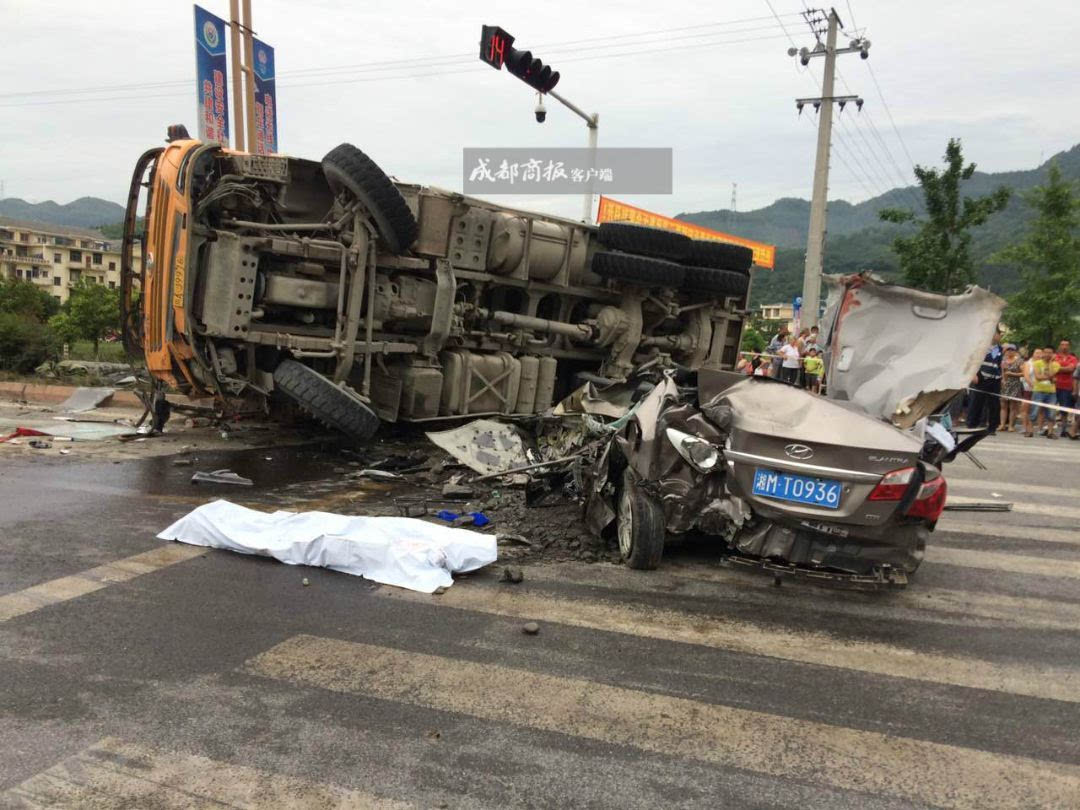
[936,520,1080,547]
[0,544,205,623]
[530,561,1080,632]
[946,495,1080,521]
[928,546,1080,579]
[947,477,1079,499]
[246,635,1080,810]
[374,583,1080,704]
[2,737,408,809]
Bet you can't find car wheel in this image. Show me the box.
[321,143,418,254]
[683,239,754,273]
[591,250,686,288]
[681,264,750,297]
[617,470,666,570]
[273,359,380,442]
[596,222,691,261]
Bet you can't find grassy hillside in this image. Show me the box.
[0,196,125,229]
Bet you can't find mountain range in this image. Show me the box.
[4,142,1077,308]
[678,143,1080,306]
[0,196,125,229]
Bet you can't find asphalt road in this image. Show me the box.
[1,431,1079,808]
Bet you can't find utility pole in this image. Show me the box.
[728,183,737,231]
[228,0,245,151]
[790,8,869,328]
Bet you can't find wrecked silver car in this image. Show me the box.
[583,274,1005,586]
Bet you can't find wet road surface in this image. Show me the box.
[1,430,1079,808]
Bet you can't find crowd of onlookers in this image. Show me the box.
[737,326,1079,440]
[735,324,825,393]
[965,334,1078,439]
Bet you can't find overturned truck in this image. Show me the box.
[121,134,753,439]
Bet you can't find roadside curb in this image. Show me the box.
[0,381,143,408]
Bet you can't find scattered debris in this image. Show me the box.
[500,567,524,584]
[1,427,50,443]
[302,577,310,586]
[496,533,531,547]
[425,419,531,475]
[172,458,194,467]
[356,468,403,481]
[57,387,115,413]
[434,510,490,528]
[59,449,71,455]
[29,440,52,449]
[522,622,540,635]
[943,502,1013,512]
[157,499,498,593]
[190,469,254,486]
[441,481,475,499]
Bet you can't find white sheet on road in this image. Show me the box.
[157,499,497,593]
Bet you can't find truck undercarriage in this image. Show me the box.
[122,138,753,440]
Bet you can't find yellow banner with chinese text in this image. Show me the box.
[596,196,775,269]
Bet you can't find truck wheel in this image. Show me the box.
[597,223,690,261]
[321,143,418,254]
[684,239,754,273]
[273,359,380,442]
[682,265,750,297]
[617,470,665,570]
[591,251,685,288]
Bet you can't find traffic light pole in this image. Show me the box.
[550,89,599,224]
[228,0,245,151]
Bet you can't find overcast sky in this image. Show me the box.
[1,0,1077,221]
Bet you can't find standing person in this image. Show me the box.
[1028,348,1060,438]
[999,345,1024,431]
[967,330,1004,434]
[1070,364,1080,440]
[795,328,811,386]
[808,325,821,353]
[803,347,824,394]
[1020,347,1036,434]
[778,335,802,384]
[766,326,789,378]
[1052,340,1078,437]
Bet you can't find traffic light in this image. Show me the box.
[479,25,560,94]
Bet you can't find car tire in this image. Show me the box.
[591,250,685,288]
[684,239,754,273]
[617,470,665,570]
[681,265,750,297]
[273,359,380,442]
[321,143,418,254]
[597,222,690,261]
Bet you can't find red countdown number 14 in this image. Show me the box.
[487,34,506,68]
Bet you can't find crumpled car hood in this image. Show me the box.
[821,273,1006,427]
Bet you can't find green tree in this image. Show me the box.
[995,164,1080,346]
[0,277,61,321]
[66,279,120,359]
[879,138,1010,293]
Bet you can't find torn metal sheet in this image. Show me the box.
[553,381,636,419]
[821,273,1005,427]
[57,387,115,413]
[425,419,530,475]
[191,469,254,486]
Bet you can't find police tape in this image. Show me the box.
[969,387,1080,418]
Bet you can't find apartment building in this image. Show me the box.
[0,216,141,304]
[758,302,795,322]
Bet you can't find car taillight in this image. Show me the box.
[904,476,947,522]
[867,466,916,501]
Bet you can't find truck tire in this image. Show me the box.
[591,251,685,288]
[273,359,380,442]
[597,222,690,261]
[617,470,665,570]
[682,265,750,297]
[684,239,754,273]
[321,143,418,254]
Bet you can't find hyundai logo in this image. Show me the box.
[784,443,814,460]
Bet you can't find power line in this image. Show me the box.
[763,0,800,48]
[0,15,801,100]
[865,61,917,172]
[0,31,794,108]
